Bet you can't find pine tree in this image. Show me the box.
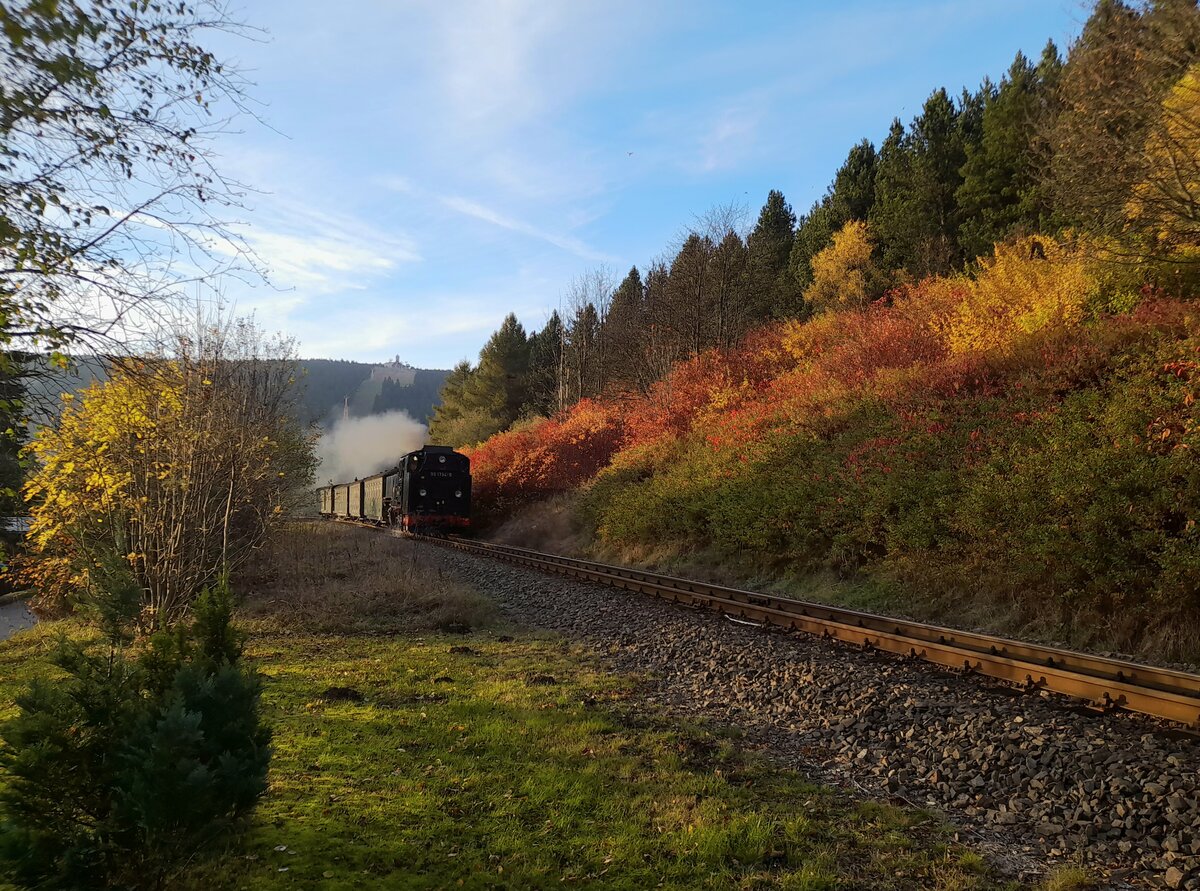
[667,233,715,356]
[871,118,921,274]
[0,577,269,890]
[829,139,878,222]
[525,311,565,415]
[462,314,530,426]
[708,231,750,348]
[871,89,974,278]
[746,190,796,318]
[911,87,971,275]
[565,303,601,402]
[604,267,645,392]
[641,262,680,386]
[428,360,473,442]
[956,46,1062,259]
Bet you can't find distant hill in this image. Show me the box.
[294,359,449,427]
[21,356,108,427]
[19,355,449,430]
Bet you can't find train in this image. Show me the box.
[317,445,471,532]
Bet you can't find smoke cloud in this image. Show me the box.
[316,410,427,484]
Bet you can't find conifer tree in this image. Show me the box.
[641,262,680,386]
[746,190,797,318]
[604,268,645,392]
[829,139,879,222]
[911,87,972,275]
[871,89,975,277]
[957,46,1062,259]
[565,303,601,402]
[525,312,565,415]
[709,231,750,348]
[463,314,529,425]
[0,577,269,890]
[428,360,473,442]
[871,118,921,274]
[667,234,715,355]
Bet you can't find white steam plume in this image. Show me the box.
[317,410,427,484]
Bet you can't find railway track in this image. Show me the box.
[410,533,1200,730]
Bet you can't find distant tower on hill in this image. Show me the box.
[370,357,416,386]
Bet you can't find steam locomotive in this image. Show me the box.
[317,445,471,532]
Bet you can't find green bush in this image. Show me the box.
[0,578,270,890]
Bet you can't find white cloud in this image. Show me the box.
[427,1,651,136]
[215,194,421,300]
[439,195,613,262]
[377,174,415,194]
[694,104,765,173]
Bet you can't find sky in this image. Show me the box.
[206,0,1088,368]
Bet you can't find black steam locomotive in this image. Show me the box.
[317,445,471,532]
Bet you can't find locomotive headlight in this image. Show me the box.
[439,455,446,463]
[455,490,462,498]
[419,488,427,496]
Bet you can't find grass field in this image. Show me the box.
[0,524,1059,889]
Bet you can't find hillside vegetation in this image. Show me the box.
[442,1,1200,659]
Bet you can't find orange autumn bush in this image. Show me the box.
[468,400,623,518]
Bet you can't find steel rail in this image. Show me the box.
[419,534,1200,728]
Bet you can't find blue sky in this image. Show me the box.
[211,0,1086,368]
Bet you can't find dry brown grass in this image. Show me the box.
[487,493,591,555]
[237,521,499,634]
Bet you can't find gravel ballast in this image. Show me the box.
[415,538,1200,889]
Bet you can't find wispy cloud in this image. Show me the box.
[279,275,558,363]
[693,104,765,173]
[439,195,613,262]
[230,196,421,297]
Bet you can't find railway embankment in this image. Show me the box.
[418,535,1200,890]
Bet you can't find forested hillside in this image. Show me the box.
[12,356,448,430]
[437,0,1200,658]
[291,360,448,426]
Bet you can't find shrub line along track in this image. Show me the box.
[397,533,1200,730]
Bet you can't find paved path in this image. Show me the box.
[0,600,35,643]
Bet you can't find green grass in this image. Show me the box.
[0,526,1028,889]
[0,620,1015,890]
[193,629,1011,890]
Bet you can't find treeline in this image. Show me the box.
[432,0,1200,448]
[372,369,449,421]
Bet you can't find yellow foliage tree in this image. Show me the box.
[922,236,1097,354]
[22,321,316,622]
[804,220,885,312]
[1128,62,1200,254]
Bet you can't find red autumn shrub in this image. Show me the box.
[468,400,624,519]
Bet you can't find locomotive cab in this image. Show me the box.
[391,445,471,533]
